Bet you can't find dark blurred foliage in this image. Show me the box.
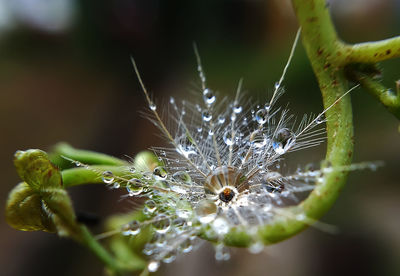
[0,1,399,275]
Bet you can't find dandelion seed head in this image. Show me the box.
[85,34,375,273]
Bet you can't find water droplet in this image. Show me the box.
[195,200,217,224]
[170,184,188,194]
[387,88,395,96]
[169,97,175,104]
[176,209,191,219]
[215,244,230,261]
[202,110,212,122]
[315,114,325,124]
[153,166,168,180]
[274,81,280,90]
[180,239,193,253]
[250,130,266,148]
[212,217,230,235]
[255,109,268,125]
[263,171,284,193]
[273,128,295,154]
[197,127,202,133]
[248,241,264,254]
[172,171,191,183]
[162,249,177,263]
[152,232,167,247]
[264,171,282,181]
[195,104,202,112]
[208,129,214,136]
[113,182,120,189]
[177,144,197,158]
[121,220,141,236]
[223,132,234,146]
[172,217,188,234]
[203,88,216,105]
[264,103,271,112]
[148,261,160,272]
[233,105,242,114]
[218,115,226,124]
[152,214,171,234]
[102,171,114,184]
[126,179,144,196]
[143,200,157,216]
[149,103,157,111]
[296,214,306,221]
[143,244,155,256]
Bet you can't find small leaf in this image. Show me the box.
[7,149,80,239]
[14,149,62,191]
[6,182,56,232]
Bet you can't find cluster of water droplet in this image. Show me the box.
[89,48,346,273]
[82,75,334,273]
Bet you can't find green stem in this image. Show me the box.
[62,165,131,188]
[349,69,400,119]
[203,0,355,246]
[343,36,400,64]
[78,225,126,275]
[50,143,128,169]
[257,0,354,244]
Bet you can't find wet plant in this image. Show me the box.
[6,0,400,275]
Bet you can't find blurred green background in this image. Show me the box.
[1,0,399,275]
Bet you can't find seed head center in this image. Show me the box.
[219,187,235,203]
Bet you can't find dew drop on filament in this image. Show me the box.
[202,110,212,122]
[162,250,177,264]
[250,130,267,149]
[255,109,268,125]
[315,114,325,124]
[126,179,144,196]
[218,115,226,124]
[273,128,295,154]
[152,214,171,234]
[153,166,168,180]
[121,220,141,236]
[195,199,217,224]
[149,103,157,111]
[223,132,234,146]
[172,171,192,184]
[233,105,242,114]
[143,200,157,215]
[203,88,216,105]
[148,261,160,272]
[212,217,229,235]
[102,171,114,184]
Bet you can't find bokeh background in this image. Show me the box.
[1,0,399,275]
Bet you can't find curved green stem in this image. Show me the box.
[204,0,355,246]
[62,165,131,188]
[348,69,400,119]
[257,0,354,243]
[50,143,128,169]
[79,225,127,275]
[343,36,400,64]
